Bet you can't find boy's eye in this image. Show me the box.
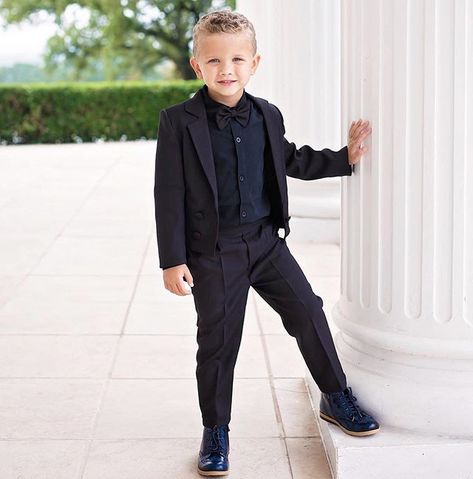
[208,58,244,63]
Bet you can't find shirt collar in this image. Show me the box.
[201,84,249,120]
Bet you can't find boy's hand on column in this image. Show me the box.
[348,119,372,167]
[163,264,194,296]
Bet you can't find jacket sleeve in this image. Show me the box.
[154,108,187,269]
[274,105,354,180]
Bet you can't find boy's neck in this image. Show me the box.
[206,85,245,108]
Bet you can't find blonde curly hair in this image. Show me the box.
[192,9,257,58]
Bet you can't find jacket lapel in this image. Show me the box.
[185,86,285,212]
[246,91,287,211]
[186,89,219,209]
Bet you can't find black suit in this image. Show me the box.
[154,85,352,427]
[154,86,352,269]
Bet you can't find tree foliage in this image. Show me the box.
[0,0,236,81]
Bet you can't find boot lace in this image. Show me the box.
[337,387,365,421]
[208,425,227,453]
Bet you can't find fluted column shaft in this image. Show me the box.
[335,0,473,437]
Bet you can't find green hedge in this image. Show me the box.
[0,79,203,145]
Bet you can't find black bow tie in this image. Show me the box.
[215,101,251,130]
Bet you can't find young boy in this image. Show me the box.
[154,9,379,476]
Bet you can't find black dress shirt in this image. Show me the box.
[201,84,273,232]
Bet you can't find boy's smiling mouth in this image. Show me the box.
[218,80,237,86]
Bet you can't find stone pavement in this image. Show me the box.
[0,140,343,478]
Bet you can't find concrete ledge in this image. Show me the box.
[306,377,473,479]
[288,176,341,219]
[289,195,340,219]
[286,176,342,243]
[286,217,341,243]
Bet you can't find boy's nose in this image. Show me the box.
[219,63,234,75]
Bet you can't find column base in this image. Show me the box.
[330,302,473,437]
[306,377,473,479]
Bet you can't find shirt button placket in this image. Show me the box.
[234,128,247,222]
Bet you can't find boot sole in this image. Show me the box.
[197,468,229,476]
[319,411,380,436]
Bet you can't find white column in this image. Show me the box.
[237,0,342,149]
[237,0,346,242]
[335,0,473,439]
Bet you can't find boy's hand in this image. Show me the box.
[348,119,372,167]
[163,264,194,296]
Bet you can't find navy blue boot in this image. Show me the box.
[197,424,230,476]
[319,386,380,436]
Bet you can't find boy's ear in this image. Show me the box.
[251,53,261,74]
[189,57,202,79]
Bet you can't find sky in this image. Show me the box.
[0,8,84,67]
[0,3,223,68]
[0,21,57,66]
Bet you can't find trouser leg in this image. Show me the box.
[249,224,347,393]
[189,238,250,428]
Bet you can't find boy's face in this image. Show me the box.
[189,31,261,107]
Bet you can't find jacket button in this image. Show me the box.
[195,211,204,219]
[192,231,201,240]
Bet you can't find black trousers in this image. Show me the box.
[188,218,347,428]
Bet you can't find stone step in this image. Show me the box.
[306,376,473,479]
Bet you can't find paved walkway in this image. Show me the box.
[0,141,342,478]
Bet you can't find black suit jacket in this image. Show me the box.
[154,86,353,269]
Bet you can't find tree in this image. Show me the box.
[0,0,236,81]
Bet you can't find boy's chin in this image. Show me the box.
[210,82,246,93]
